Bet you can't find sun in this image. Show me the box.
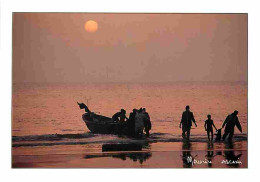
[84,20,98,33]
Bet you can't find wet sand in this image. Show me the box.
[12,140,247,168]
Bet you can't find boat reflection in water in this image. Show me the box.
[84,143,152,164]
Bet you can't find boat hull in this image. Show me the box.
[82,113,127,134]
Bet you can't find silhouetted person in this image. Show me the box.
[143,108,151,137]
[112,109,128,122]
[127,109,137,136]
[112,109,128,135]
[135,108,145,136]
[179,105,197,140]
[204,114,217,141]
[222,110,242,141]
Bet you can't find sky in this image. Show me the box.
[12,13,247,83]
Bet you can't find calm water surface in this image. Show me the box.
[12,82,247,136]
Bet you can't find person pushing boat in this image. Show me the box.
[143,108,151,137]
[127,109,137,137]
[222,110,242,141]
[135,108,145,136]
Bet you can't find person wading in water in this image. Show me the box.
[143,108,151,137]
[204,114,217,141]
[222,110,242,141]
[127,109,137,137]
[179,105,197,140]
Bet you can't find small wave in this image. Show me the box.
[150,132,168,136]
[147,135,248,143]
[12,141,95,147]
[12,133,247,148]
[12,133,95,142]
[61,129,74,132]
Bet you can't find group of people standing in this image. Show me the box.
[112,105,243,141]
[78,102,243,141]
[180,105,243,141]
[112,108,152,137]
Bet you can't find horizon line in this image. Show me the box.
[12,80,248,84]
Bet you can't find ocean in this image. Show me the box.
[12,82,248,168]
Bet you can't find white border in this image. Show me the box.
[1,0,260,181]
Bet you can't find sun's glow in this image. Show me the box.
[84,20,98,33]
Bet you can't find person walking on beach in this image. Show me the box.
[222,110,242,141]
[204,114,217,141]
[179,105,197,140]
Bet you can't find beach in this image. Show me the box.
[12,137,247,168]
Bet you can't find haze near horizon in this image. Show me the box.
[12,13,247,83]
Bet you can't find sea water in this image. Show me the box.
[12,82,248,168]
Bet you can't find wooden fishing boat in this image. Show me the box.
[78,102,148,136]
[82,112,127,134]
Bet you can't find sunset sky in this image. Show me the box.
[12,13,247,83]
